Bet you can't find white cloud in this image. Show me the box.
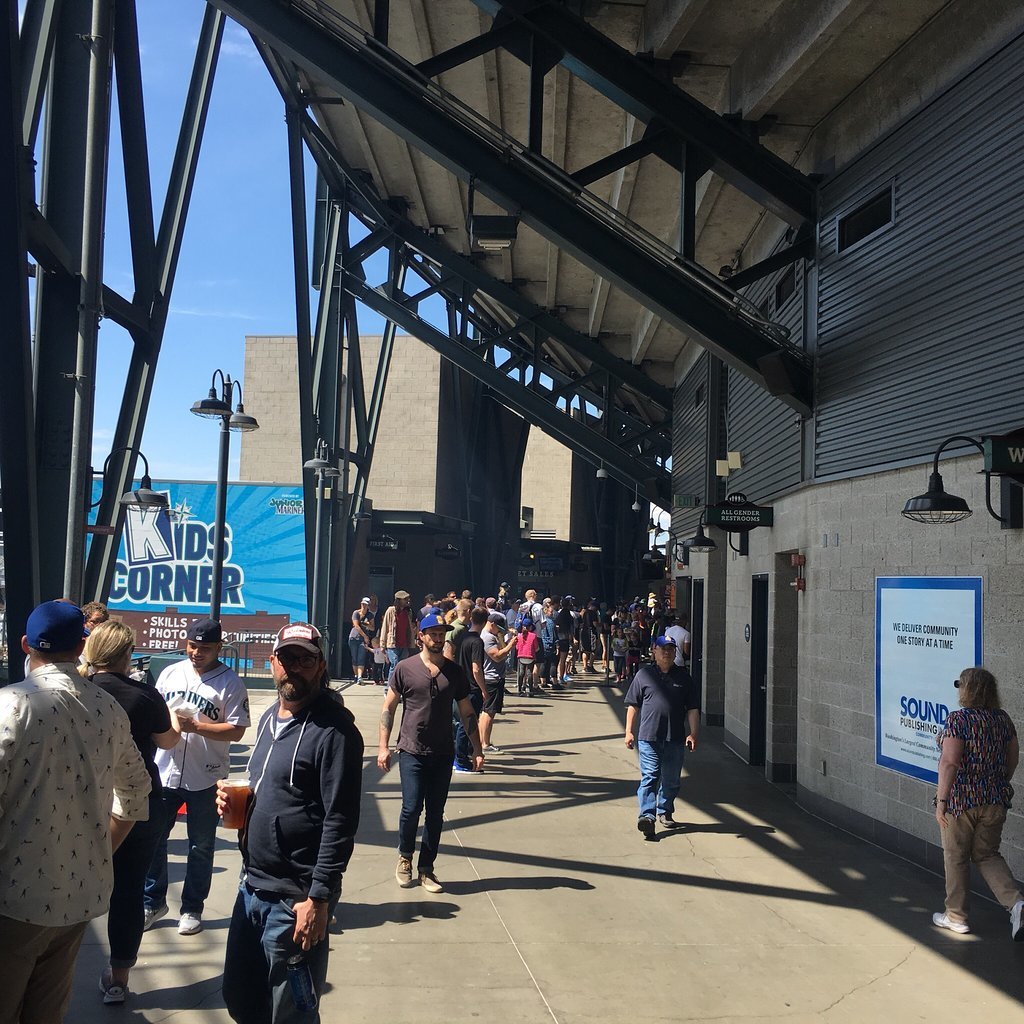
[170,306,261,321]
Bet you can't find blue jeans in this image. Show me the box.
[398,752,452,872]
[144,785,219,914]
[385,648,411,681]
[222,883,337,1024]
[109,794,165,967]
[453,690,483,769]
[347,637,366,673]
[636,740,687,819]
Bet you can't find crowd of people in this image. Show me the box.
[2,588,1022,1024]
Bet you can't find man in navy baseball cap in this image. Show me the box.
[25,600,89,652]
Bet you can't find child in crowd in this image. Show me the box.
[516,620,541,696]
[624,620,642,684]
[370,637,389,685]
[611,626,628,683]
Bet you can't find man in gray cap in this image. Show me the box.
[380,590,415,682]
[144,617,250,936]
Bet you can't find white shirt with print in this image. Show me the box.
[153,659,250,791]
[663,624,691,667]
[0,663,152,926]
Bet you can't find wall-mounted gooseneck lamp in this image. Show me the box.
[682,512,717,554]
[901,434,1022,528]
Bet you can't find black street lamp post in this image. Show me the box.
[190,370,258,619]
[303,439,340,631]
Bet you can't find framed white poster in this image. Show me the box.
[875,577,983,783]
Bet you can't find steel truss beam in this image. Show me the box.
[208,0,813,414]
[471,0,817,226]
[83,4,225,602]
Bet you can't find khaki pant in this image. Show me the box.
[0,916,88,1024]
[940,804,1023,924]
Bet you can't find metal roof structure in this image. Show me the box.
[4,0,1011,677]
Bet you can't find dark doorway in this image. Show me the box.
[749,574,769,767]
[690,578,704,698]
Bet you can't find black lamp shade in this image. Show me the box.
[901,471,973,524]
[683,524,716,554]
[120,473,169,509]
[191,388,231,419]
[227,406,260,432]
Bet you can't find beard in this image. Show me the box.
[277,672,318,702]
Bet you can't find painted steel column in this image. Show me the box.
[64,0,115,601]
[33,0,94,600]
[83,6,224,602]
[18,0,61,150]
[1,0,41,678]
[286,104,318,604]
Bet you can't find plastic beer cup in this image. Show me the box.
[219,779,251,829]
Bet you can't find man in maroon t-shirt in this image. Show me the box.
[380,590,416,681]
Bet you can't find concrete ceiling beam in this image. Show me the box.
[640,0,712,59]
[730,0,873,121]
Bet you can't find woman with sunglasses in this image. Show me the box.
[933,667,1024,939]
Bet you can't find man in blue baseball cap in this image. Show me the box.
[624,634,700,839]
[377,613,484,893]
[0,601,151,1021]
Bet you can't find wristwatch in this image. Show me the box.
[933,795,948,807]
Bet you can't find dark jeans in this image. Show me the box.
[398,751,453,872]
[144,784,219,914]
[347,637,366,673]
[109,794,165,967]
[539,649,556,685]
[453,690,483,769]
[223,883,337,1024]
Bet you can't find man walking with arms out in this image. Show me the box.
[624,635,700,840]
[379,613,484,892]
[0,601,151,1023]
[220,622,363,1023]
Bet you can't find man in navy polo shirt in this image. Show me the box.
[624,635,700,839]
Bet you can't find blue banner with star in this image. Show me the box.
[89,480,307,618]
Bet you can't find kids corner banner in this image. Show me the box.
[875,576,982,783]
[89,479,307,625]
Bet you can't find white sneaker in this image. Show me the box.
[1011,899,1024,941]
[178,912,203,935]
[932,911,969,934]
[142,904,168,931]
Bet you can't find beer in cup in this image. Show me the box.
[218,778,252,829]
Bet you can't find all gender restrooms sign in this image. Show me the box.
[875,577,982,783]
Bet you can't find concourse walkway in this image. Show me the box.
[67,677,1024,1022]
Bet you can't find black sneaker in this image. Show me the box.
[637,816,655,839]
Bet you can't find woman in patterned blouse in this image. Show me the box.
[933,667,1024,939]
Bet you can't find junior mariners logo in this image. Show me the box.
[109,496,246,608]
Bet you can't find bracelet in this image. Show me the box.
[933,796,948,807]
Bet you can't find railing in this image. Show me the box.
[289,0,810,363]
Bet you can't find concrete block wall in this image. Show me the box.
[240,336,305,482]
[520,428,573,539]
[693,454,1024,877]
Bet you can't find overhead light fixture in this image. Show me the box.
[632,485,642,512]
[470,214,518,251]
[901,434,1021,527]
[596,463,608,480]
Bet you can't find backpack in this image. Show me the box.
[514,600,536,631]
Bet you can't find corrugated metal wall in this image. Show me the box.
[727,261,806,501]
[671,352,711,535]
[815,34,1024,478]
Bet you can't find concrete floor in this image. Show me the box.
[67,675,1024,1022]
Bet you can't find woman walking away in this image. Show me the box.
[82,622,178,1004]
[933,666,1024,940]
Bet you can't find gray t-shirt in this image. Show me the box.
[482,629,507,682]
